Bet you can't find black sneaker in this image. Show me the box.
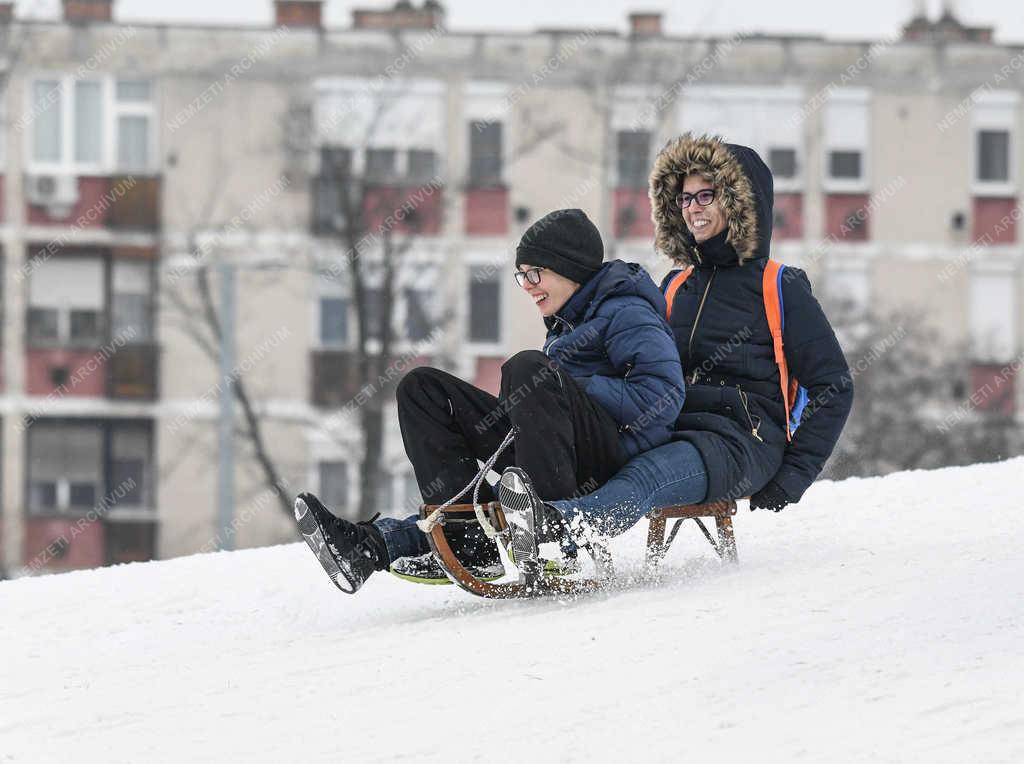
[294,492,388,594]
[389,553,505,585]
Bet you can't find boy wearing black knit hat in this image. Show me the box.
[295,209,685,593]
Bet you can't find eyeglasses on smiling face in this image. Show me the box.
[514,267,546,287]
[675,188,716,209]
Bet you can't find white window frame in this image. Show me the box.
[25,73,157,175]
[970,90,1019,198]
[822,88,871,194]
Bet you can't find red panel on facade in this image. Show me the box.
[824,193,871,241]
[969,363,1016,414]
[363,185,443,237]
[24,517,105,573]
[27,176,112,227]
[613,188,655,239]
[26,348,108,397]
[971,197,1018,244]
[472,356,504,397]
[465,187,509,235]
[772,192,803,240]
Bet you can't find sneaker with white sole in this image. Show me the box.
[294,492,388,594]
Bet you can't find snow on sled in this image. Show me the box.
[413,501,605,598]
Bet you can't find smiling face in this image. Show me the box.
[517,264,580,317]
[681,174,727,243]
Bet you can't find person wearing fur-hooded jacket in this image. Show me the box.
[542,134,853,538]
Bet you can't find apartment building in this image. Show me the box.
[0,0,1021,576]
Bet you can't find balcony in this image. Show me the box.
[311,180,444,238]
[465,187,509,235]
[613,189,654,239]
[108,344,160,400]
[25,175,161,231]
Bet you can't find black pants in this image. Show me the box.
[397,350,626,507]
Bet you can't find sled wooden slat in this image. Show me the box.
[645,499,739,565]
[420,502,602,599]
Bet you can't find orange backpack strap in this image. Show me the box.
[663,266,694,321]
[762,260,793,442]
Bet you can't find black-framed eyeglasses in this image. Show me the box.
[514,267,546,287]
[675,189,716,209]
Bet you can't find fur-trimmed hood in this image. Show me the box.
[649,134,774,266]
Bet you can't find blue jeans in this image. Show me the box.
[376,440,708,561]
[375,515,431,563]
[549,440,708,538]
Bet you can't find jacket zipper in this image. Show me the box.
[736,386,763,442]
[687,267,716,383]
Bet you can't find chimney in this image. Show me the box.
[62,0,113,23]
[274,0,322,29]
[352,1,445,31]
[629,12,662,38]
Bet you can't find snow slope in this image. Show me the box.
[2,459,1023,764]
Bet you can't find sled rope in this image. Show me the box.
[416,427,516,535]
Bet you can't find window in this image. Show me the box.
[69,309,102,346]
[74,80,103,163]
[28,256,105,347]
[616,130,651,189]
[363,287,386,342]
[468,268,500,343]
[27,307,59,345]
[114,78,153,172]
[769,147,798,179]
[828,150,862,180]
[365,148,398,184]
[32,80,62,163]
[29,76,155,172]
[405,288,433,342]
[469,121,502,187]
[320,296,349,346]
[319,461,349,516]
[823,91,869,188]
[110,426,150,507]
[408,149,437,183]
[313,146,353,233]
[976,130,1010,183]
[27,423,103,514]
[969,269,1016,362]
[111,260,153,342]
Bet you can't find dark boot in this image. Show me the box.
[294,492,388,594]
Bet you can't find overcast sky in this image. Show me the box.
[12,0,1024,43]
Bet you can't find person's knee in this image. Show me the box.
[396,366,443,408]
[501,350,555,386]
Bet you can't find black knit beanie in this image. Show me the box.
[515,209,604,285]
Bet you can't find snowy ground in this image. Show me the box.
[2,459,1023,764]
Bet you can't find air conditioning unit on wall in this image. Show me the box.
[25,173,80,216]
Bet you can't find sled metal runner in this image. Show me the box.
[420,502,602,599]
[645,499,739,566]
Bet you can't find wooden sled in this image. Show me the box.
[645,499,739,566]
[419,502,603,599]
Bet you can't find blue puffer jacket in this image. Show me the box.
[649,135,854,502]
[543,259,685,459]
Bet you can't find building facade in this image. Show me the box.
[0,0,1021,575]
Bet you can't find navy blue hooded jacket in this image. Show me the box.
[648,134,854,502]
[543,259,685,459]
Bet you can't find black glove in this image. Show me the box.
[750,480,791,512]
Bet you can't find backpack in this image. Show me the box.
[662,260,809,441]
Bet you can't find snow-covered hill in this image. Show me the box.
[2,459,1022,764]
